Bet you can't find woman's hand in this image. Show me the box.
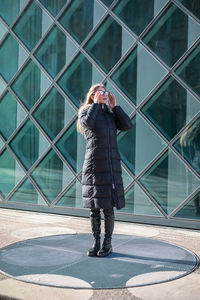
[94,91,104,103]
[108,93,117,109]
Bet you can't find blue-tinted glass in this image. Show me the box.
[174,192,200,219]
[39,0,66,17]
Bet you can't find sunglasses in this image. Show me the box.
[99,91,110,96]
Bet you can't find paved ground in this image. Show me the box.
[0,208,199,300]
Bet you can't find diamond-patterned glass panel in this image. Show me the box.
[142,3,200,67]
[0,0,199,228]
[39,0,67,17]
[56,121,86,173]
[177,0,200,20]
[13,1,53,51]
[173,117,200,175]
[0,0,28,25]
[59,0,106,44]
[11,60,51,110]
[33,87,77,140]
[139,150,200,214]
[85,15,135,73]
[111,44,168,105]
[113,0,168,36]
[35,26,78,78]
[0,20,8,40]
[121,183,163,216]
[8,178,47,205]
[9,119,50,170]
[58,53,105,107]
[118,115,167,175]
[0,149,25,198]
[174,192,200,219]
[175,44,200,97]
[0,91,27,140]
[31,149,74,203]
[141,77,200,140]
[56,180,82,208]
[0,34,28,82]
[105,80,134,115]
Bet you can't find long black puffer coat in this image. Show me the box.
[79,103,132,210]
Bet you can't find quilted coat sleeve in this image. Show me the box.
[78,103,99,129]
[112,106,133,131]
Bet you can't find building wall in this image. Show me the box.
[0,0,200,228]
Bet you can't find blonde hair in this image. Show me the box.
[77,83,105,134]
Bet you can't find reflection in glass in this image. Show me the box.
[121,183,163,216]
[13,1,52,50]
[33,87,76,140]
[11,60,51,110]
[118,115,166,175]
[39,0,67,17]
[0,91,27,140]
[85,16,135,73]
[0,21,8,41]
[56,121,86,173]
[9,119,50,170]
[0,34,28,82]
[8,178,47,205]
[175,44,200,97]
[113,0,155,35]
[105,80,134,115]
[58,53,104,107]
[31,149,74,203]
[59,0,94,44]
[140,150,200,214]
[0,0,23,25]
[177,0,200,20]
[111,44,167,105]
[0,149,25,198]
[174,118,200,175]
[35,26,66,78]
[174,192,200,219]
[56,180,82,208]
[141,77,200,140]
[143,3,200,67]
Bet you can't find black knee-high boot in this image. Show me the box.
[97,208,114,257]
[87,209,101,257]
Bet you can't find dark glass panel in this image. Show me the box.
[176,44,200,97]
[139,150,200,214]
[59,0,93,44]
[56,121,86,173]
[141,77,200,140]
[143,3,200,66]
[177,0,200,20]
[39,0,67,17]
[31,149,74,203]
[174,192,200,219]
[33,87,76,140]
[113,0,154,35]
[174,118,200,175]
[9,119,49,170]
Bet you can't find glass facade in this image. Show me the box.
[0,0,199,229]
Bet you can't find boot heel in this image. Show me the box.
[87,240,101,257]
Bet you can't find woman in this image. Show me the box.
[77,83,132,257]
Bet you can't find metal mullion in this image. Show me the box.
[170,38,200,74]
[169,187,200,218]
[7,0,32,29]
[0,20,11,46]
[121,160,135,181]
[51,143,77,177]
[50,176,78,207]
[103,76,137,111]
[135,147,168,182]
[172,0,200,25]
[134,180,169,218]
[51,115,78,145]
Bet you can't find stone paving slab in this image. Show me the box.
[0,208,199,300]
